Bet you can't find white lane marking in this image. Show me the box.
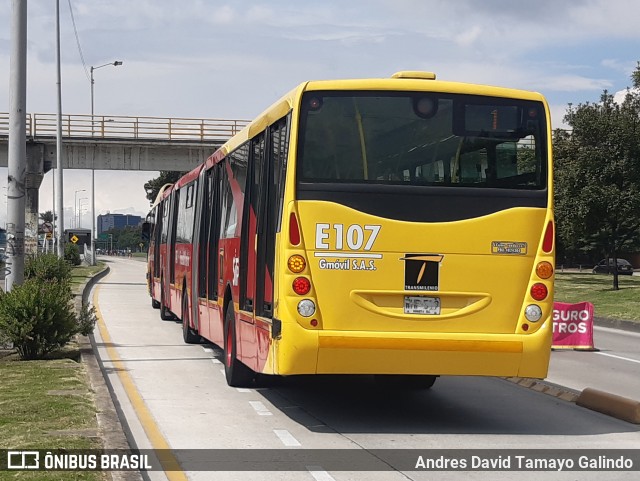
[211,358,221,364]
[273,429,301,447]
[236,388,251,393]
[306,466,336,481]
[594,326,640,338]
[220,368,226,377]
[595,351,640,365]
[249,401,272,416]
[202,347,214,353]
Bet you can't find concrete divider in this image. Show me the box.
[576,388,640,424]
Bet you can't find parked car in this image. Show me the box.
[592,258,634,275]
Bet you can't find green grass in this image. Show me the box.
[554,272,640,322]
[70,262,106,293]
[0,263,108,480]
[0,359,106,480]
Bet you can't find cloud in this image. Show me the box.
[531,74,613,92]
[613,87,640,104]
[454,25,482,47]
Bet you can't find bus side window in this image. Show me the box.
[219,162,236,239]
[207,167,221,301]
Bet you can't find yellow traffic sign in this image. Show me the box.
[71,235,79,244]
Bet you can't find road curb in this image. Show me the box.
[504,377,580,403]
[576,388,640,424]
[506,377,640,424]
[77,264,144,481]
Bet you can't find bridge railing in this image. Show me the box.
[0,113,251,142]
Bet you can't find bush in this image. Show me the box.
[64,243,82,266]
[25,253,72,283]
[0,278,97,360]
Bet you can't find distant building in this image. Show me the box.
[97,213,142,235]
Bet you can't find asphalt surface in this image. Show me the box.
[77,258,640,480]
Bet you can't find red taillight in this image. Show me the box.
[289,212,301,246]
[292,277,311,295]
[530,283,548,301]
[542,221,554,253]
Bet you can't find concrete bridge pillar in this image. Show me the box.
[25,142,45,255]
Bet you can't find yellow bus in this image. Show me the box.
[151,71,554,388]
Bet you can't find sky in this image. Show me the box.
[1,0,640,228]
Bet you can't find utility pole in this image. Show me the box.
[6,0,27,291]
[55,0,65,257]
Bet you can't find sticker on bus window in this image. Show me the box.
[491,241,528,255]
[401,254,444,291]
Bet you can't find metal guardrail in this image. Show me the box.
[0,112,251,142]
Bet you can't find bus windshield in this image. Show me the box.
[297,92,547,190]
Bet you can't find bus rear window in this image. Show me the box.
[297,92,547,190]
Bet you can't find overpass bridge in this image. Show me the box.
[0,112,249,255]
[0,112,249,171]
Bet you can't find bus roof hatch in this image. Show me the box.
[391,71,437,80]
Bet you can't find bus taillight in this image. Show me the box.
[536,261,553,279]
[530,283,548,301]
[288,255,306,273]
[542,221,554,253]
[292,277,311,295]
[289,212,301,246]
[297,299,316,317]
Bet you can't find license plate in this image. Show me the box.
[404,296,441,315]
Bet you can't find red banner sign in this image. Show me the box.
[552,301,595,349]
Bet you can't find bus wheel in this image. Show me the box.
[223,305,254,387]
[374,374,437,390]
[182,292,200,344]
[151,298,161,309]
[160,289,173,321]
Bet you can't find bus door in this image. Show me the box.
[255,117,289,318]
[166,191,179,309]
[198,167,221,340]
[240,134,265,317]
[153,203,163,280]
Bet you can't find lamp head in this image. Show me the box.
[114,61,123,66]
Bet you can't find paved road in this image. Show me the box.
[91,257,640,481]
[547,327,640,400]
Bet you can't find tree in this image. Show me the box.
[553,63,640,289]
[39,210,57,223]
[104,226,147,252]
[143,171,185,203]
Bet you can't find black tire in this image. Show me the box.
[182,291,200,344]
[151,298,161,309]
[374,374,437,390]
[223,304,254,387]
[160,286,173,321]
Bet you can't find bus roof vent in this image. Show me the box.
[391,71,437,80]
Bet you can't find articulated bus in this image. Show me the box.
[145,71,555,388]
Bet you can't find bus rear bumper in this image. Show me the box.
[275,320,552,379]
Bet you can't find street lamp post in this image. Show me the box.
[74,189,85,229]
[78,198,88,228]
[90,60,122,265]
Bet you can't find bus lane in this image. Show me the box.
[91,257,640,481]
